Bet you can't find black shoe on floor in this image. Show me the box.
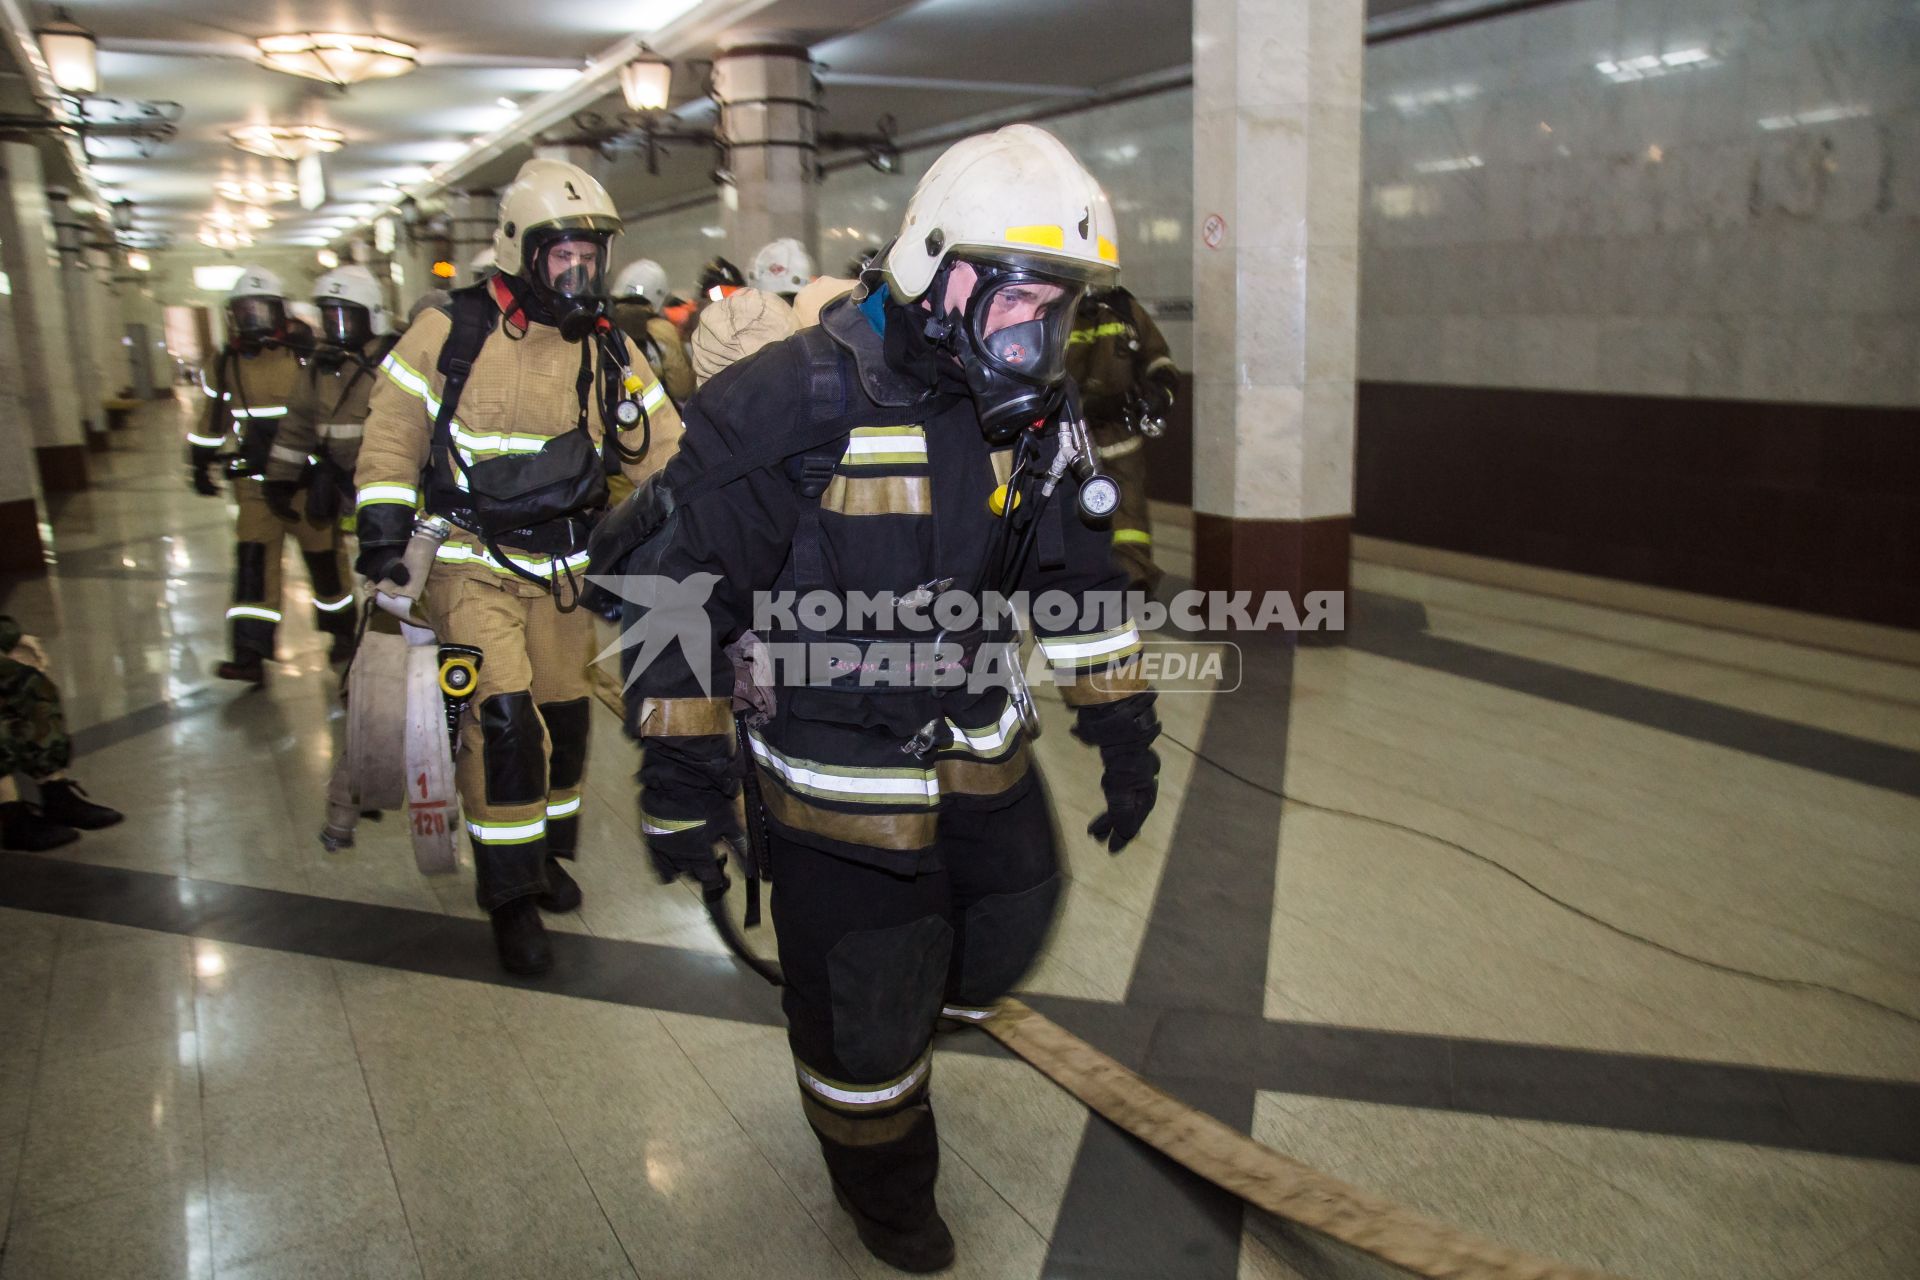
[38,779,123,830]
[490,897,553,976]
[536,856,582,914]
[215,656,266,686]
[832,1181,956,1274]
[0,802,80,853]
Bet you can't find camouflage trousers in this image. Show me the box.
[0,657,70,781]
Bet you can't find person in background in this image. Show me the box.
[748,237,817,302]
[688,288,799,387]
[0,616,122,851]
[610,258,697,407]
[1064,285,1178,595]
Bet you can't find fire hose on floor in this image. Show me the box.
[587,675,1617,1280]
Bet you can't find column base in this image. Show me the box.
[0,497,47,575]
[1193,513,1352,643]
[35,445,89,493]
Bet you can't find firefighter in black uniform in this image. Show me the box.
[620,124,1161,1272]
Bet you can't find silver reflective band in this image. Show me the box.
[270,444,308,465]
[795,1052,931,1109]
[226,605,283,623]
[546,796,582,818]
[320,422,364,439]
[356,483,419,507]
[747,731,940,804]
[313,594,354,613]
[640,811,702,836]
[1037,625,1142,668]
[187,432,227,448]
[434,544,591,579]
[939,1004,996,1022]
[466,817,546,843]
[230,406,289,420]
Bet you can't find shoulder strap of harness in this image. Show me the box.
[428,285,499,472]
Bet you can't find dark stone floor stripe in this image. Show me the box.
[1043,636,1297,1277]
[70,685,227,756]
[1349,592,1920,797]
[5,851,1915,1167]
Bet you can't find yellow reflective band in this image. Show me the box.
[1068,322,1130,345]
[546,796,582,819]
[434,543,591,579]
[381,353,471,434]
[226,605,283,623]
[451,424,548,457]
[748,731,941,806]
[941,701,1023,757]
[187,432,227,448]
[313,594,355,613]
[467,817,546,844]
[640,810,703,836]
[842,426,928,468]
[1111,529,1152,546]
[1097,235,1118,263]
[1038,625,1143,669]
[356,483,419,509]
[640,381,668,413]
[1004,224,1064,250]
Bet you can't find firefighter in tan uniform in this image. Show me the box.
[189,267,358,683]
[609,258,695,406]
[1064,286,1178,594]
[260,264,399,663]
[354,159,682,975]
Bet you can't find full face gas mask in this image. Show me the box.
[924,257,1088,443]
[228,296,286,348]
[318,300,373,351]
[523,228,612,342]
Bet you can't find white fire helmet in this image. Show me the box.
[612,258,672,309]
[748,237,815,297]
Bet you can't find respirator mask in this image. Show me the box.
[524,228,612,342]
[924,257,1087,443]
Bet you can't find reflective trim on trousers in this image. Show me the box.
[795,1050,931,1111]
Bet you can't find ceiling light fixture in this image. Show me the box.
[36,8,98,96]
[618,56,672,112]
[256,33,418,87]
[230,123,347,161]
[126,251,151,272]
[215,178,298,205]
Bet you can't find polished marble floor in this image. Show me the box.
[0,400,1915,1279]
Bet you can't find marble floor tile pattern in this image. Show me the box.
[0,401,1914,1276]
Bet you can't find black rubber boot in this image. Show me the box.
[326,628,357,665]
[38,779,123,830]
[832,1181,955,1274]
[489,897,553,975]
[215,655,266,686]
[536,856,582,914]
[1,802,80,852]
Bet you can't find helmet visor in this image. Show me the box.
[527,231,611,300]
[318,300,372,348]
[229,296,285,339]
[968,275,1083,385]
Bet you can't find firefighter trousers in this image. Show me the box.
[424,567,596,911]
[228,479,355,661]
[770,780,1061,1229]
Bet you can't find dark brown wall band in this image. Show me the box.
[1353,381,1920,631]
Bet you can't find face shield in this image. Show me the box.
[318,300,372,349]
[228,296,286,342]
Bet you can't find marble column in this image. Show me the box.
[447,189,499,286]
[50,192,108,453]
[0,142,88,492]
[0,268,46,571]
[711,45,818,265]
[1189,0,1363,620]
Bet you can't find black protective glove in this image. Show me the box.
[1141,367,1177,420]
[263,480,301,522]
[189,465,221,497]
[641,793,738,893]
[353,503,414,587]
[1072,692,1162,854]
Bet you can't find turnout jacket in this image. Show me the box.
[1064,290,1175,444]
[266,338,396,488]
[189,343,304,476]
[355,279,683,589]
[610,299,697,407]
[630,293,1150,871]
